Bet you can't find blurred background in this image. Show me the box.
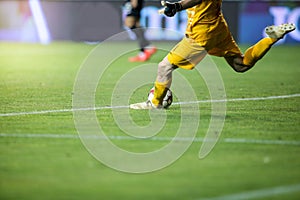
[1,1,300,199]
[0,0,299,44]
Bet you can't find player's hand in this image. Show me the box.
[162,1,183,17]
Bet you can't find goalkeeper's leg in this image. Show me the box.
[243,23,296,67]
[225,37,277,72]
[243,37,277,67]
[152,57,176,106]
[225,23,296,72]
[129,57,175,109]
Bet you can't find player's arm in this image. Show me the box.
[180,0,202,10]
[162,0,202,17]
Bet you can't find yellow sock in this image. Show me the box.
[152,81,170,106]
[243,38,277,66]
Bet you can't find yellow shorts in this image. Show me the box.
[167,31,242,70]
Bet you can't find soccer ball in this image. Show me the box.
[148,87,173,109]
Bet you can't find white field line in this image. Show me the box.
[198,183,300,200]
[1,133,300,146]
[0,93,299,117]
[173,93,300,105]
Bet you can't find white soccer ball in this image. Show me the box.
[148,87,173,109]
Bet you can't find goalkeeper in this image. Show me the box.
[130,0,295,109]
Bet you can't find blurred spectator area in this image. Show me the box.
[0,0,299,44]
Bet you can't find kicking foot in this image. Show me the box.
[129,100,161,110]
[265,23,296,39]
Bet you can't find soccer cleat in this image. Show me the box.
[129,100,162,110]
[144,46,157,57]
[128,46,157,62]
[128,52,150,62]
[265,23,296,39]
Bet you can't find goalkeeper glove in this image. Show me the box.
[163,1,183,17]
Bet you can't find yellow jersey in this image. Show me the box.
[185,0,228,42]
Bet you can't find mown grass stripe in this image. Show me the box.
[1,133,299,146]
[0,93,299,117]
[198,183,300,200]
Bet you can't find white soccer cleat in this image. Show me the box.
[129,100,161,110]
[265,23,296,39]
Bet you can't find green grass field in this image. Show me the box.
[0,41,300,200]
